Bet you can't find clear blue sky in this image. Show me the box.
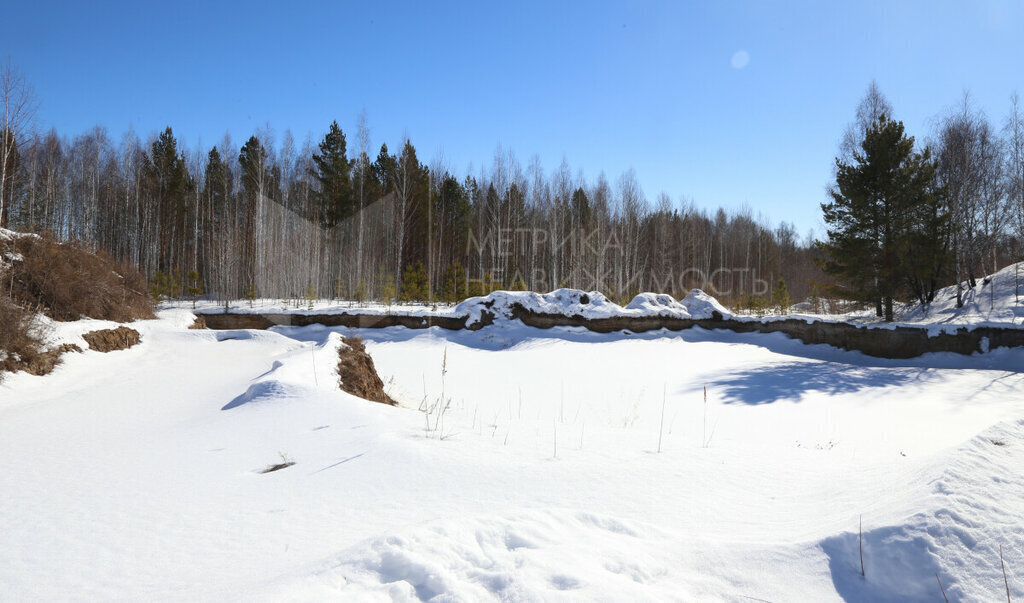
[3,1,1022,237]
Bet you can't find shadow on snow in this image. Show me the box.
[708,362,927,405]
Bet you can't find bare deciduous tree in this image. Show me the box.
[0,61,39,227]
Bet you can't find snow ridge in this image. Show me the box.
[454,288,731,328]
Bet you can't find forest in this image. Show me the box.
[2,67,1023,312]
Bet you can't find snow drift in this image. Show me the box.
[454,288,731,328]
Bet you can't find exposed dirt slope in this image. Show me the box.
[337,336,395,405]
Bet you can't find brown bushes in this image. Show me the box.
[3,233,153,322]
[0,301,44,381]
[0,301,84,380]
[337,336,396,405]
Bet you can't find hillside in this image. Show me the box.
[0,228,153,382]
[898,262,1024,327]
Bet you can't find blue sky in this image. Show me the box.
[3,1,1022,236]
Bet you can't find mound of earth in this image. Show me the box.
[0,228,153,322]
[82,327,141,353]
[1,227,153,382]
[337,337,395,405]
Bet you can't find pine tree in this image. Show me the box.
[441,262,468,303]
[772,279,790,314]
[145,127,190,273]
[353,278,367,305]
[202,147,231,217]
[312,121,352,228]
[378,270,397,308]
[401,261,428,302]
[820,114,949,321]
[244,282,258,307]
[185,270,204,308]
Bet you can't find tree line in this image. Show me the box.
[1,120,819,307]
[2,61,1023,313]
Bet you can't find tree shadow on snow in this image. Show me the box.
[712,362,927,405]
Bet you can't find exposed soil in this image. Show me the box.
[201,312,466,331]
[188,316,207,329]
[338,336,396,405]
[82,326,141,353]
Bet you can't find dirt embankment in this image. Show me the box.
[200,305,1024,360]
[2,233,153,323]
[201,311,467,331]
[337,337,396,405]
[0,324,141,381]
[1,230,154,382]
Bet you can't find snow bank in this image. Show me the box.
[821,418,1024,601]
[899,261,1024,328]
[455,288,730,327]
[0,227,39,243]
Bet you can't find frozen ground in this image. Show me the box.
[1,307,1023,601]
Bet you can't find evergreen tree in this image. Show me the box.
[440,262,468,303]
[144,127,190,272]
[202,147,230,212]
[312,121,352,227]
[820,114,949,321]
[186,270,203,308]
[373,142,394,194]
[400,261,428,302]
[772,279,790,314]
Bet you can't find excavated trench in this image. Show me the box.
[197,306,1024,360]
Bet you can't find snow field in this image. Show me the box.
[1,309,1022,601]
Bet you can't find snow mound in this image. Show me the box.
[455,289,614,322]
[624,292,692,317]
[455,288,729,327]
[681,288,731,319]
[899,261,1024,328]
[267,510,712,600]
[222,380,300,410]
[821,418,1024,601]
[0,227,28,242]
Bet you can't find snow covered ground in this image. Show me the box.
[2,307,1023,601]
[188,288,730,324]
[783,262,1024,331]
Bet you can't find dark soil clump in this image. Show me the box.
[338,336,396,405]
[82,326,141,352]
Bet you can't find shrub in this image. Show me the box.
[0,300,43,381]
[440,262,467,303]
[377,271,397,307]
[401,261,428,302]
[3,233,153,322]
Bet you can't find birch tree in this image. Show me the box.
[0,61,38,227]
